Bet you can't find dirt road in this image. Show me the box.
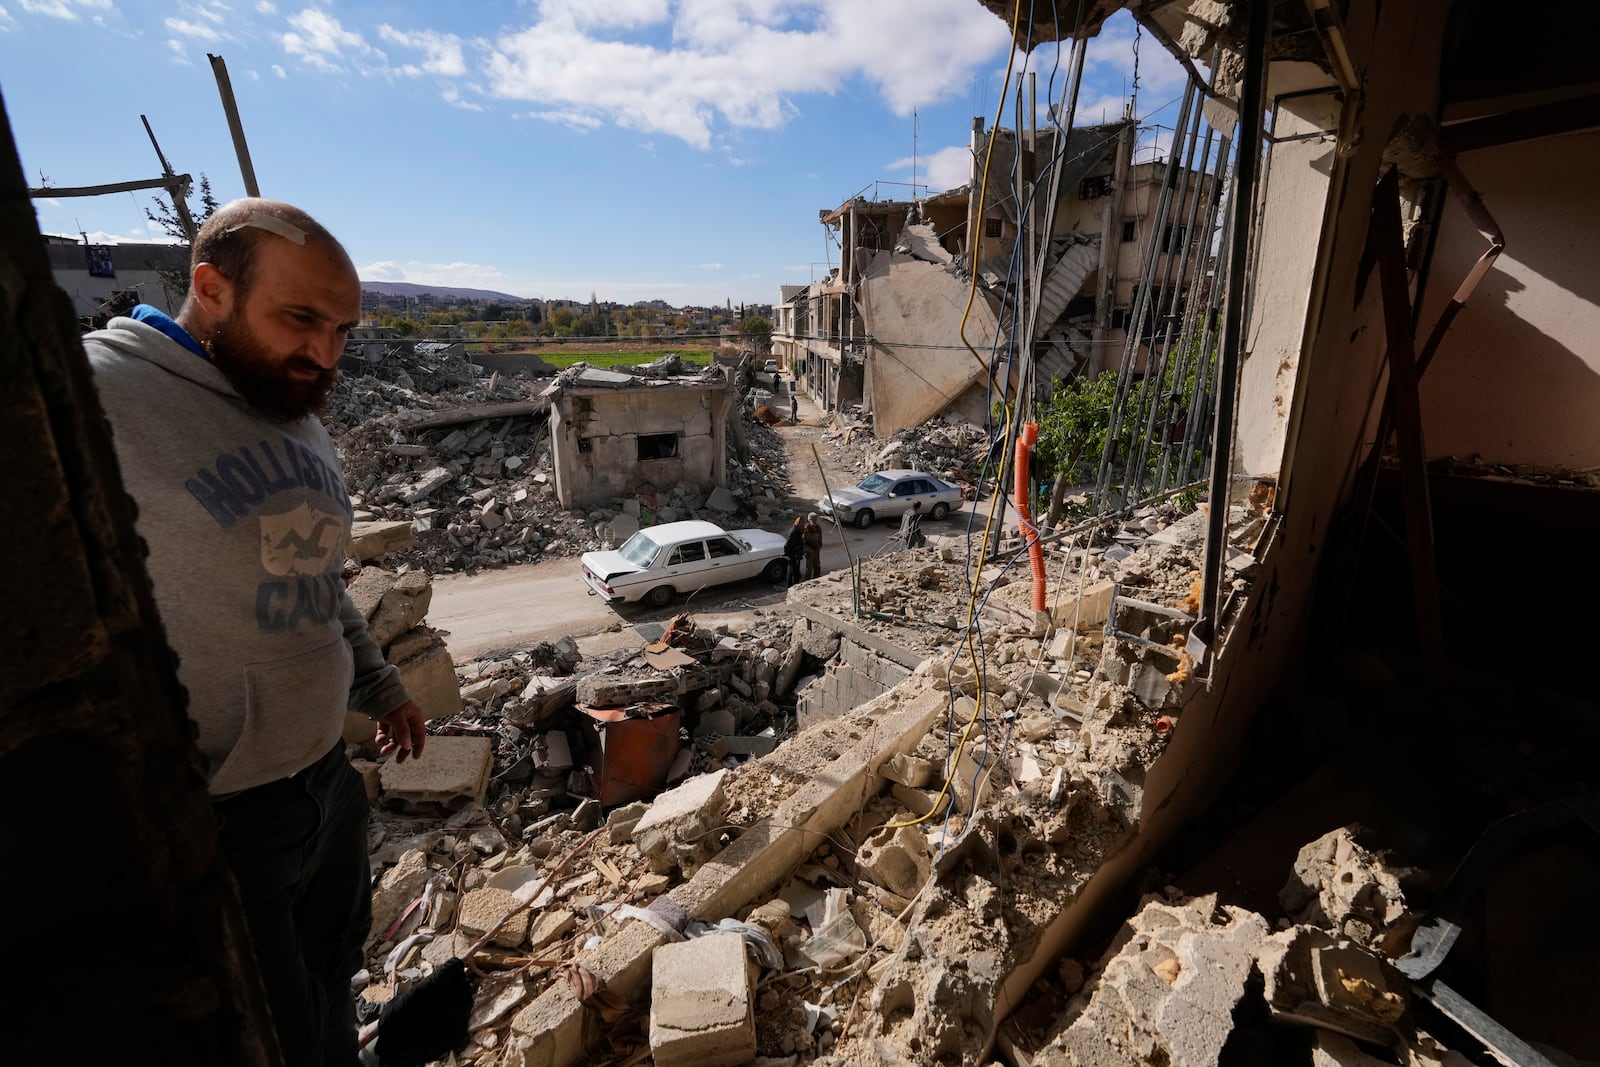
[429,394,978,661]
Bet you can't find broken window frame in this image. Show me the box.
[637,433,679,461]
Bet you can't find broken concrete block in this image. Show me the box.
[533,731,574,772]
[891,784,941,819]
[649,932,756,1067]
[571,798,601,831]
[1279,826,1410,947]
[366,575,432,652]
[857,824,932,899]
[881,752,936,789]
[1258,926,1407,1045]
[402,466,453,503]
[577,673,676,707]
[461,676,515,704]
[705,486,738,512]
[606,513,641,543]
[719,734,778,758]
[633,768,729,860]
[606,800,650,845]
[1052,579,1116,631]
[392,636,464,717]
[349,520,416,562]
[379,735,492,810]
[529,909,576,951]
[695,708,736,737]
[1129,661,1174,708]
[348,566,397,622]
[458,887,530,949]
[369,848,430,943]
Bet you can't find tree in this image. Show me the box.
[145,173,219,305]
[1033,370,1121,527]
[738,315,773,355]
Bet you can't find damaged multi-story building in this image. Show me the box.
[7,0,1600,1064]
[777,111,1223,437]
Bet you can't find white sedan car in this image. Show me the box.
[580,520,790,608]
[816,469,964,528]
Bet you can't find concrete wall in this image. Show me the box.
[551,386,731,507]
[856,249,1002,436]
[1235,93,1341,477]
[47,240,189,317]
[797,636,914,730]
[1416,129,1600,468]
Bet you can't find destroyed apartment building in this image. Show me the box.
[6,0,1600,1064]
[775,112,1221,435]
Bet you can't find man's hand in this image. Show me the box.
[375,700,427,763]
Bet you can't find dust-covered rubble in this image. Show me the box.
[328,341,796,574]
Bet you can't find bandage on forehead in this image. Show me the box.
[223,211,308,245]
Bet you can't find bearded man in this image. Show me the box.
[84,198,425,1066]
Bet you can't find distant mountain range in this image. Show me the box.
[360,280,530,302]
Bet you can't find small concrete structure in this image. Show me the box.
[649,932,757,1067]
[548,369,735,508]
[378,734,492,809]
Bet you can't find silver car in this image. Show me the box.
[816,469,964,529]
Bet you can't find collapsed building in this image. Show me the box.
[775,114,1221,437]
[6,0,1600,1063]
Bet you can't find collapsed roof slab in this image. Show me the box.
[855,249,1002,436]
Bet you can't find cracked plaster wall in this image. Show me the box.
[551,387,731,507]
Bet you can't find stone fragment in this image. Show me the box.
[529,909,576,950]
[633,769,729,862]
[369,849,430,943]
[881,752,936,789]
[349,520,417,562]
[577,673,676,706]
[379,735,493,810]
[606,800,650,844]
[1279,826,1410,947]
[649,932,756,1067]
[857,824,932,899]
[606,514,641,542]
[705,486,738,512]
[533,731,574,772]
[458,887,530,948]
[695,708,736,737]
[402,466,453,503]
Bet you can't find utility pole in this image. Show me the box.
[208,54,260,198]
[140,115,197,243]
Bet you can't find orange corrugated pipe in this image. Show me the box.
[1014,421,1047,611]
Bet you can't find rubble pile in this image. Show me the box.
[324,343,794,573]
[818,411,990,488]
[1014,827,1467,1067]
[354,608,861,1064]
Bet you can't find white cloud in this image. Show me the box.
[248,67,259,79]
[17,0,112,19]
[887,143,970,193]
[0,6,15,30]
[484,0,1011,149]
[695,263,724,271]
[167,37,189,62]
[355,259,517,293]
[165,16,221,40]
[522,108,602,132]
[281,7,383,72]
[271,63,286,77]
[379,24,466,77]
[256,0,274,11]
[441,86,483,112]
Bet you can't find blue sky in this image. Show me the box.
[1,0,1185,305]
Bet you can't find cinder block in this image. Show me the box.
[857,823,932,899]
[649,932,755,1067]
[379,735,492,810]
[633,769,728,857]
[458,887,530,948]
[349,520,417,562]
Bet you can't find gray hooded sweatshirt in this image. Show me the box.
[85,315,410,795]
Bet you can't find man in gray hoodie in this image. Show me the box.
[84,198,424,1066]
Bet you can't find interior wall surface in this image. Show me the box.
[1235,92,1341,477]
[552,388,729,507]
[1416,129,1600,468]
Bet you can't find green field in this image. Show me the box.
[537,350,714,369]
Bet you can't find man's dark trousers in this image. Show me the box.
[214,742,371,1067]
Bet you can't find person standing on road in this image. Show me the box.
[784,515,806,585]
[83,197,426,1067]
[803,512,824,579]
[790,388,799,424]
[899,499,927,549]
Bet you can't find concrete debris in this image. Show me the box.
[331,339,798,574]
[379,735,494,810]
[650,931,758,1067]
[1280,826,1414,948]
